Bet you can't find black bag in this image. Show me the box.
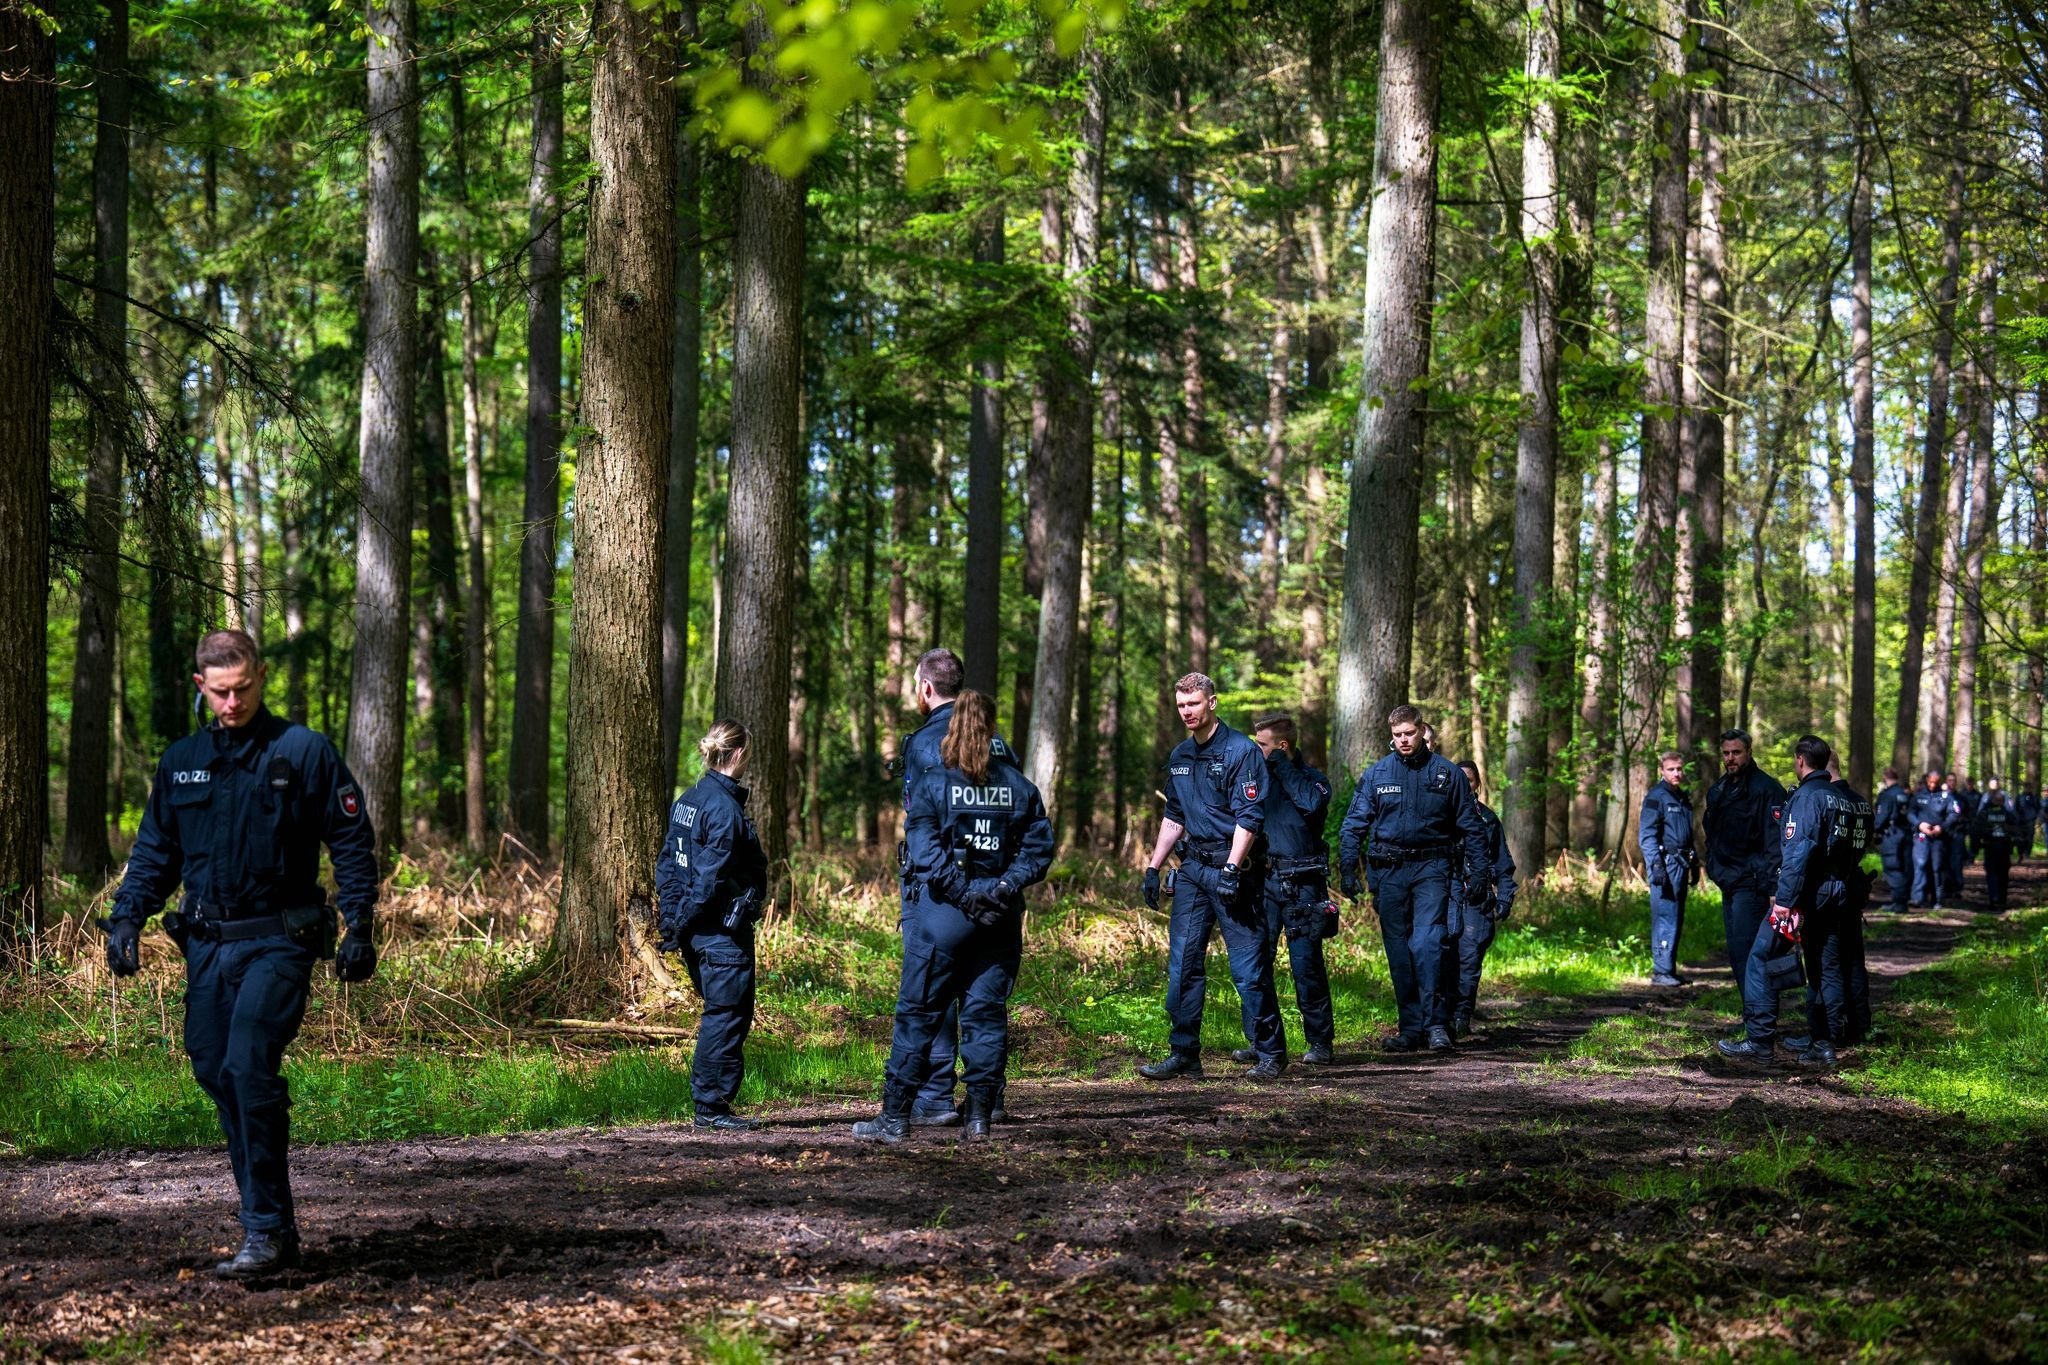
[1761,945,1806,994]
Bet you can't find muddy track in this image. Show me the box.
[3,862,2042,1362]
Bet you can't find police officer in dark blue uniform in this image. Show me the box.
[1335,704,1490,1053]
[855,690,1053,1142]
[1237,715,1336,1067]
[1943,773,1975,903]
[1637,751,1698,987]
[1719,736,1861,1066]
[1824,759,1876,1048]
[1136,673,1283,1080]
[896,648,1021,1126]
[1873,767,1911,913]
[103,630,379,1276]
[1435,760,1516,1039]
[1703,728,1786,1012]
[1906,771,1958,909]
[2016,784,2043,857]
[1970,782,2021,913]
[655,719,770,1132]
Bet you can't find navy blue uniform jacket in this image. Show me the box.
[1335,749,1489,886]
[1774,770,1852,909]
[113,708,379,930]
[1874,784,1910,852]
[1704,761,1787,893]
[657,770,768,929]
[1907,785,1960,836]
[1259,754,1332,862]
[1637,781,1696,890]
[904,749,1055,904]
[1162,723,1266,847]
[1466,801,1518,916]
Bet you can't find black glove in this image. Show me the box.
[1216,862,1242,903]
[1490,894,1514,924]
[1341,867,1363,900]
[335,924,378,983]
[102,917,141,977]
[657,919,684,953]
[1142,866,1161,910]
[930,866,968,907]
[1466,881,1489,913]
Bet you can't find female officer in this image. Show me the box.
[655,720,769,1132]
[855,690,1054,1143]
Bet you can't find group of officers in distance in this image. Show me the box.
[96,630,2041,1275]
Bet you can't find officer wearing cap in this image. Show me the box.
[656,719,770,1132]
[1703,728,1787,1011]
[101,629,379,1276]
[1136,672,1283,1080]
[1873,767,1911,913]
[1436,760,1516,1040]
[1637,751,1699,987]
[1335,703,1490,1052]
[855,689,1053,1142]
[1238,714,1336,1067]
[1718,736,1863,1067]
[1906,771,1958,910]
[896,648,1020,1126]
[1970,780,2021,913]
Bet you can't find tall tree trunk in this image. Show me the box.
[1334,0,1441,777]
[450,75,490,851]
[346,0,420,858]
[1173,157,1211,676]
[661,0,702,794]
[2027,364,2045,792]
[1298,38,1339,767]
[282,515,310,725]
[1950,259,1997,778]
[1920,398,1968,771]
[1503,0,1558,880]
[1891,85,1970,778]
[509,22,564,856]
[963,205,1005,698]
[1612,0,1689,867]
[235,282,265,648]
[62,0,129,877]
[1847,15,1877,793]
[715,13,803,887]
[412,252,463,835]
[556,0,675,978]
[1688,29,1728,768]
[1021,49,1105,816]
[1258,192,1295,653]
[0,3,54,943]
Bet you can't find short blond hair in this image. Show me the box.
[1174,672,1217,698]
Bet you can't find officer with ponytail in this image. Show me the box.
[855,690,1054,1143]
[656,720,770,1132]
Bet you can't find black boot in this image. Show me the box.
[853,1082,914,1144]
[1426,1025,1453,1051]
[1138,1052,1203,1080]
[962,1090,994,1141]
[215,1226,300,1277]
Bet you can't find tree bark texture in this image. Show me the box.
[1847,38,1877,793]
[346,0,420,859]
[452,76,491,851]
[62,0,129,877]
[963,204,1004,698]
[1687,31,1728,770]
[1504,0,1559,881]
[510,24,564,856]
[1949,260,1996,779]
[715,14,804,885]
[412,256,463,834]
[1334,0,1441,778]
[556,0,675,979]
[0,4,54,942]
[661,0,702,795]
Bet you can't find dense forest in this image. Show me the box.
[2,0,2045,976]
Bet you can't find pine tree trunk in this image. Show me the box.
[1891,86,1969,778]
[62,0,128,878]
[1920,403,1968,771]
[1334,0,1441,777]
[556,0,675,978]
[661,2,702,795]
[509,23,564,857]
[346,0,420,858]
[963,205,1004,699]
[411,254,463,835]
[1688,30,1728,768]
[1259,196,1294,651]
[715,12,803,887]
[450,76,491,851]
[1950,260,1997,778]
[0,4,55,944]
[1572,426,1616,852]
[1503,0,1558,880]
[1021,49,1105,816]
[1847,17,1877,792]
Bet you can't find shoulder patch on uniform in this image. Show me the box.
[172,768,211,785]
[1244,781,1260,802]
[1783,820,1795,840]
[339,784,361,818]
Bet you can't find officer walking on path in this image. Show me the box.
[1874,767,1911,913]
[1435,760,1516,1040]
[1907,771,1959,910]
[102,629,379,1276]
[896,648,1019,1126]
[1970,781,2023,913]
[2016,783,2043,857]
[1136,673,1284,1080]
[855,690,1053,1143]
[1638,751,1699,988]
[1335,704,1490,1053]
[1718,736,1863,1068]
[1238,714,1336,1068]
[1943,773,1976,903]
[655,720,771,1132]
[1703,729,1786,1012]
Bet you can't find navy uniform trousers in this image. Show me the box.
[1368,857,1452,1042]
[1434,899,1494,1028]
[883,893,1020,1103]
[680,927,756,1116]
[1166,863,1283,1062]
[184,934,317,1234]
[1261,876,1335,1051]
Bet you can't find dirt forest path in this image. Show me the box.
[4,863,2044,1362]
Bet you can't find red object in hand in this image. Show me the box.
[1767,903,1802,944]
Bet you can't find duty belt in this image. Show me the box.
[1269,855,1328,880]
[178,913,296,943]
[1366,842,1452,867]
[1179,838,1234,868]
